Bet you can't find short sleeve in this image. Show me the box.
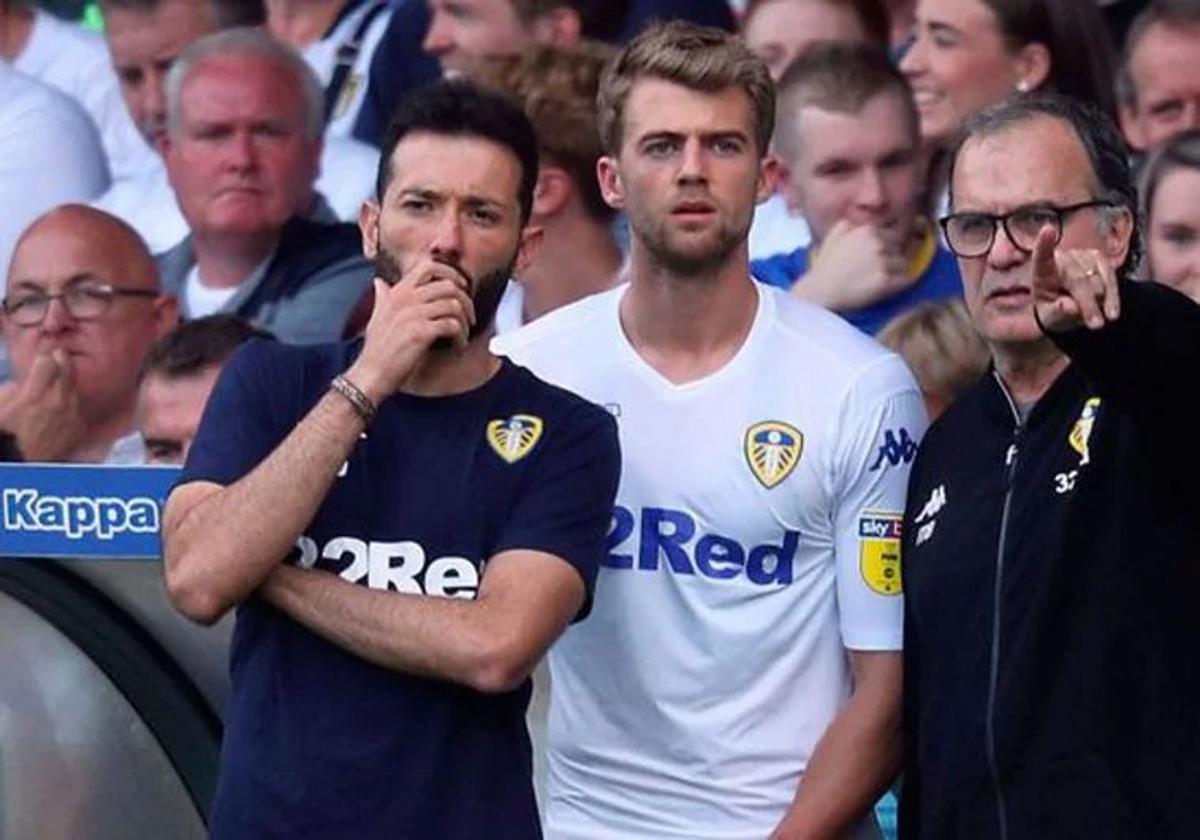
[831,355,929,650]
[491,404,621,620]
[177,340,297,489]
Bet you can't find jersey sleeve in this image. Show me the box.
[177,340,296,489]
[490,403,621,621]
[830,354,929,651]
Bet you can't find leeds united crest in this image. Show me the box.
[744,421,804,489]
[486,414,544,463]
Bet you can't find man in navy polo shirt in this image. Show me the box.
[161,80,620,839]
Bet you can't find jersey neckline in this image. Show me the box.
[608,279,772,397]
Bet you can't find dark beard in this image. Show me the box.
[374,247,514,345]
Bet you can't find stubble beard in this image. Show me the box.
[635,209,750,278]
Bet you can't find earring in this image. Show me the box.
[1016,80,1030,93]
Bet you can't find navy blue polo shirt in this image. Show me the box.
[180,338,620,839]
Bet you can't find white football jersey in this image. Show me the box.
[494,282,926,839]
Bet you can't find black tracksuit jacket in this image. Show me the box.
[900,280,1200,839]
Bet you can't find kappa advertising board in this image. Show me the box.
[0,464,179,559]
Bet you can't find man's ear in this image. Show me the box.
[514,224,545,276]
[757,154,781,204]
[596,156,624,210]
[1119,102,1148,152]
[152,294,181,340]
[533,166,572,220]
[358,200,380,259]
[529,5,582,45]
[1103,205,1136,271]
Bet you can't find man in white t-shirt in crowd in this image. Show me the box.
[497,22,925,840]
[0,0,153,183]
[96,0,378,254]
[156,28,371,344]
[0,62,108,285]
[266,0,391,141]
[0,205,177,463]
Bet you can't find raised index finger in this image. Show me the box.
[1031,224,1059,291]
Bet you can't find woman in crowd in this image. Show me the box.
[1140,129,1200,303]
[900,0,1117,214]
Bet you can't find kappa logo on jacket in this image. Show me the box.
[913,484,947,547]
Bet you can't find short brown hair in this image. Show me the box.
[471,42,617,223]
[773,41,916,161]
[598,20,775,156]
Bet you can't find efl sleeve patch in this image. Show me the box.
[858,512,902,596]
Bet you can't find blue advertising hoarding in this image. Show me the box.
[0,464,180,559]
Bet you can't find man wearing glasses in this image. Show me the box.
[900,93,1200,839]
[0,205,178,463]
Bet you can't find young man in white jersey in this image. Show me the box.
[495,21,926,840]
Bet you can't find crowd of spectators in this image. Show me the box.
[4,0,1200,835]
[3,0,1189,467]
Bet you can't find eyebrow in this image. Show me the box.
[927,20,961,38]
[396,187,507,210]
[9,272,107,292]
[637,129,751,144]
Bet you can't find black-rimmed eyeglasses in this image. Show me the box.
[939,200,1117,259]
[2,281,158,327]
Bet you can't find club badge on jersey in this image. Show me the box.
[744,421,804,489]
[1068,397,1101,466]
[487,414,544,463]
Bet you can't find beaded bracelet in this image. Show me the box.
[330,374,377,425]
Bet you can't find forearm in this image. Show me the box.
[164,391,366,623]
[772,671,902,839]
[261,565,528,693]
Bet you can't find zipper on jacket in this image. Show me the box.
[987,372,1022,840]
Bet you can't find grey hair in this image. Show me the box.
[1115,0,1200,110]
[947,92,1143,281]
[165,27,324,141]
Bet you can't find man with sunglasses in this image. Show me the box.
[899,93,1200,839]
[0,205,178,462]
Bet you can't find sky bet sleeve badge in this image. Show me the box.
[858,512,903,595]
[744,421,804,489]
[487,414,544,464]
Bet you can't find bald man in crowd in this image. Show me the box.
[0,205,178,463]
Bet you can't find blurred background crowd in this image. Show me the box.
[0,0,1194,468]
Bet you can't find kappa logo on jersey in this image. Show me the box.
[744,421,804,489]
[869,428,918,471]
[859,512,902,595]
[606,505,798,585]
[486,414,544,463]
[295,536,480,599]
[1068,397,1101,466]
